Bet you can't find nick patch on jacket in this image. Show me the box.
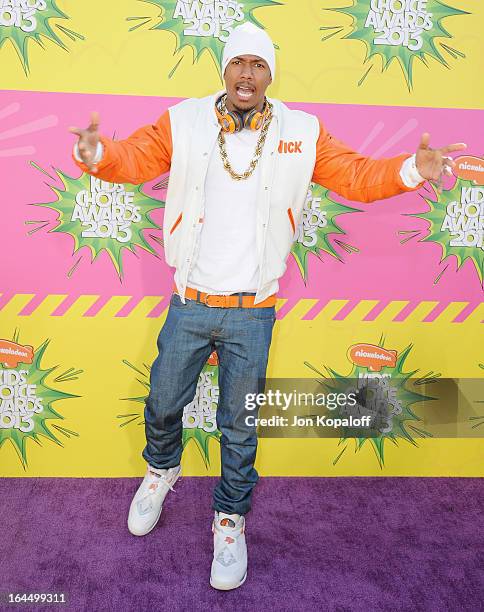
[278,140,302,154]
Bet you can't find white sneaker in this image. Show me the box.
[127,464,181,536]
[210,511,247,590]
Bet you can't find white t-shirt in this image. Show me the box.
[187,127,262,294]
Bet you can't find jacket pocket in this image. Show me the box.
[170,212,182,235]
[287,207,296,235]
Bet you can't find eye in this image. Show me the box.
[255,63,265,68]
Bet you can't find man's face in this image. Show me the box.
[223,54,272,113]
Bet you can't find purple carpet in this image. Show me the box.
[0,477,482,611]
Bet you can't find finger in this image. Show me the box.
[89,111,100,131]
[432,151,443,177]
[440,142,467,154]
[431,156,443,181]
[419,132,431,150]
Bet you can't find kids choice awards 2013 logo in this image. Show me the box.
[0,335,80,468]
[304,338,435,467]
[29,165,164,278]
[325,0,469,88]
[0,0,83,73]
[120,351,221,467]
[182,351,221,461]
[290,182,360,280]
[404,156,484,286]
[129,0,280,76]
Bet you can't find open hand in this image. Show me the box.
[416,133,467,189]
[69,112,100,172]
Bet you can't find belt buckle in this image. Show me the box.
[205,294,227,308]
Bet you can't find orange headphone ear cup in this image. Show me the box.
[215,104,236,133]
[215,101,245,133]
[244,109,264,131]
[222,114,237,134]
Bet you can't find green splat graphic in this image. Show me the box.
[0,0,84,74]
[325,0,468,89]
[407,177,484,285]
[0,332,81,469]
[28,163,164,279]
[305,337,436,467]
[129,0,281,76]
[290,182,361,281]
[181,362,221,466]
[121,356,221,467]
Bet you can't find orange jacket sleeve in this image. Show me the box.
[311,119,422,203]
[72,111,172,185]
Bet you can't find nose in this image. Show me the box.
[239,62,254,80]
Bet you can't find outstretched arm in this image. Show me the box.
[311,120,466,203]
[69,111,172,185]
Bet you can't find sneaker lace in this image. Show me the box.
[145,470,178,497]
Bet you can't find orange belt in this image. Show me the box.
[173,284,276,308]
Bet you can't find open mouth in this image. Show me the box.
[235,85,255,101]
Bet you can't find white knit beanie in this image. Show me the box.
[221,22,275,80]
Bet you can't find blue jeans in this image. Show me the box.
[142,292,276,515]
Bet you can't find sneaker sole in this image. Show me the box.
[127,471,181,537]
[210,571,247,591]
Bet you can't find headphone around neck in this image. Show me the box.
[215,94,269,134]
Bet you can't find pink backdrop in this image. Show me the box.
[1,90,483,318]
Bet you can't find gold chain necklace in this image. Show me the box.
[217,96,273,181]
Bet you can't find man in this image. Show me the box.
[70,23,465,590]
